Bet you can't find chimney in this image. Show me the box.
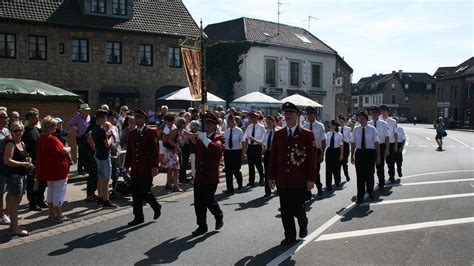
[398,70,403,79]
[392,70,396,74]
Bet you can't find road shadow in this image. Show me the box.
[235,244,292,266]
[223,194,275,211]
[48,222,153,256]
[340,204,373,222]
[135,231,218,265]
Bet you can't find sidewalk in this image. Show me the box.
[0,165,252,241]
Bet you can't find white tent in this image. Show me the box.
[158,87,226,103]
[231,92,281,105]
[280,93,323,107]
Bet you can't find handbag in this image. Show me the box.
[442,131,447,137]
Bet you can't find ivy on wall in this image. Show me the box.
[206,41,263,104]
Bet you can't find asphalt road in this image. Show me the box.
[0,124,473,265]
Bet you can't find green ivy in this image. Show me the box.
[206,41,261,104]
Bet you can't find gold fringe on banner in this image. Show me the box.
[181,47,202,99]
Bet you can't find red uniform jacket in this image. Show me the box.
[124,126,160,178]
[194,132,225,185]
[269,126,317,189]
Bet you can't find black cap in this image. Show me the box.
[204,113,219,124]
[282,102,300,113]
[305,106,316,113]
[134,108,148,119]
[95,109,109,117]
[379,104,390,111]
[370,106,380,113]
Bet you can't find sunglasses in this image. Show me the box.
[13,129,24,133]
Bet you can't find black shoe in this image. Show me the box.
[369,193,374,200]
[305,192,312,201]
[397,170,403,177]
[378,185,385,191]
[37,201,48,208]
[258,181,264,186]
[246,183,255,187]
[223,190,234,195]
[388,178,395,184]
[153,205,162,220]
[128,219,144,226]
[280,238,296,246]
[29,205,41,211]
[179,179,190,184]
[97,198,105,206]
[299,225,308,238]
[192,226,208,236]
[356,199,364,204]
[346,176,350,182]
[215,218,223,230]
[317,190,323,196]
[263,193,271,198]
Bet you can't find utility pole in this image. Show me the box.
[305,15,318,31]
[277,0,289,35]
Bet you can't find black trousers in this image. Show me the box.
[355,149,376,201]
[179,144,191,182]
[376,143,387,186]
[315,148,323,192]
[340,142,350,177]
[224,149,243,192]
[325,148,341,189]
[76,136,88,172]
[131,176,161,221]
[247,145,264,184]
[85,154,98,196]
[263,150,272,195]
[394,141,405,172]
[26,171,47,206]
[386,143,396,180]
[279,188,308,240]
[194,183,223,228]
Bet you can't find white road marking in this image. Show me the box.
[315,217,474,242]
[418,145,428,147]
[425,137,431,141]
[360,193,474,206]
[387,178,474,187]
[401,169,474,180]
[447,136,470,147]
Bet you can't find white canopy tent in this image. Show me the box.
[158,87,226,103]
[231,92,282,105]
[280,93,323,108]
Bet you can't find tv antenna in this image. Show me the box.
[303,15,319,31]
[277,0,289,35]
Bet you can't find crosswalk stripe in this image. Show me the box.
[315,217,474,242]
[387,178,474,187]
[360,193,474,206]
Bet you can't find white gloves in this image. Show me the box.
[197,131,211,148]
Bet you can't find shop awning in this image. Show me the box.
[100,85,140,95]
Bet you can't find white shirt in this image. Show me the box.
[325,132,343,149]
[368,119,389,144]
[339,126,351,143]
[303,121,326,149]
[224,127,245,150]
[382,116,398,143]
[287,124,298,137]
[244,123,265,145]
[350,125,379,150]
[263,128,275,150]
[397,127,406,142]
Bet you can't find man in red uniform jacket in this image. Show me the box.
[269,102,317,246]
[186,112,225,236]
[124,108,162,226]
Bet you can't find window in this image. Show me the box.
[0,33,16,59]
[391,94,396,104]
[91,0,106,13]
[59,43,64,54]
[468,84,474,99]
[106,41,122,64]
[404,84,409,89]
[311,64,321,88]
[138,44,153,66]
[112,0,127,15]
[454,86,457,99]
[265,57,277,87]
[365,97,369,104]
[426,84,432,90]
[391,83,395,90]
[72,39,89,62]
[28,35,47,60]
[168,47,181,67]
[352,98,358,104]
[289,61,301,87]
[404,96,410,104]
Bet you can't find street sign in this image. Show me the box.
[308,90,326,96]
[261,87,283,95]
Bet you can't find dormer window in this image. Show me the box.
[113,0,127,15]
[91,0,106,14]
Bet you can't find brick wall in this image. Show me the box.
[0,99,78,125]
[0,21,188,110]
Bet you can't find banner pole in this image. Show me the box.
[200,18,207,131]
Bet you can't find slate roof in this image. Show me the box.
[433,67,456,78]
[436,57,474,80]
[0,0,200,37]
[204,17,336,54]
[353,72,435,95]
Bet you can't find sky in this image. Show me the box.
[182,0,473,82]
